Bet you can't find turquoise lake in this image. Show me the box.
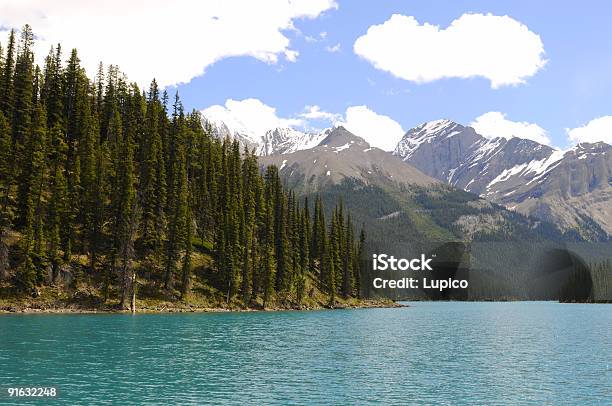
[1,302,610,405]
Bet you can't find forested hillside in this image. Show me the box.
[0,25,367,311]
[305,178,612,301]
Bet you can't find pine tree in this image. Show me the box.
[314,196,328,287]
[296,202,310,304]
[90,141,109,276]
[140,80,165,250]
[328,209,340,303]
[251,165,266,302]
[42,44,64,129]
[180,118,194,298]
[79,92,98,267]
[164,93,188,291]
[274,177,289,294]
[104,98,124,300]
[0,24,368,307]
[240,151,257,305]
[342,213,355,298]
[114,103,137,309]
[13,25,35,227]
[0,112,11,280]
[0,29,16,118]
[357,226,366,298]
[18,103,47,291]
[47,123,68,280]
[262,198,276,308]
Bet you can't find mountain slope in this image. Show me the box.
[258,126,612,300]
[394,120,612,239]
[259,126,571,244]
[259,126,437,192]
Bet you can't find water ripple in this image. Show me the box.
[0,303,610,405]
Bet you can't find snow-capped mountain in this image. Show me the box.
[201,116,329,156]
[259,126,436,193]
[259,127,331,156]
[394,120,612,239]
[202,114,611,239]
[202,117,260,151]
[259,127,573,248]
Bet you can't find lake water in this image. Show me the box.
[0,302,610,405]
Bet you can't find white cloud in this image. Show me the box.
[202,98,303,140]
[338,105,405,151]
[471,112,551,145]
[202,100,404,151]
[566,116,612,145]
[299,105,341,122]
[0,0,337,87]
[284,49,299,62]
[325,43,341,53]
[354,13,546,88]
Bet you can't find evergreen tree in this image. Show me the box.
[47,123,68,280]
[163,93,186,290]
[0,112,11,280]
[0,29,16,118]
[357,226,366,298]
[13,25,35,227]
[296,202,310,304]
[0,24,368,307]
[262,198,276,308]
[342,213,354,298]
[42,44,64,129]
[17,103,47,291]
[114,104,137,308]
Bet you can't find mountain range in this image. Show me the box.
[257,126,435,192]
[393,120,611,239]
[202,115,611,241]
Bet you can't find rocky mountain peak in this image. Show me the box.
[569,141,612,155]
[318,126,369,149]
[394,119,481,162]
[258,127,330,156]
[259,127,437,193]
[394,119,612,239]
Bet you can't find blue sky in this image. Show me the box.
[175,0,612,149]
[2,0,612,149]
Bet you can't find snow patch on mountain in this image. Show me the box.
[202,116,331,156]
[487,149,565,190]
[333,142,352,153]
[394,119,461,160]
[394,119,612,238]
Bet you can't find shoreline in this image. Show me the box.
[0,299,405,314]
[3,298,608,314]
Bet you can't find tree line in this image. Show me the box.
[0,25,366,308]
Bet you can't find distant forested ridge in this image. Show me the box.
[0,25,365,310]
[308,179,612,302]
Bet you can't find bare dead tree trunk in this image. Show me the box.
[226,279,231,305]
[130,269,136,313]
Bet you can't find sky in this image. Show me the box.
[1,0,612,150]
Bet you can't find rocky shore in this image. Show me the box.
[0,298,404,314]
